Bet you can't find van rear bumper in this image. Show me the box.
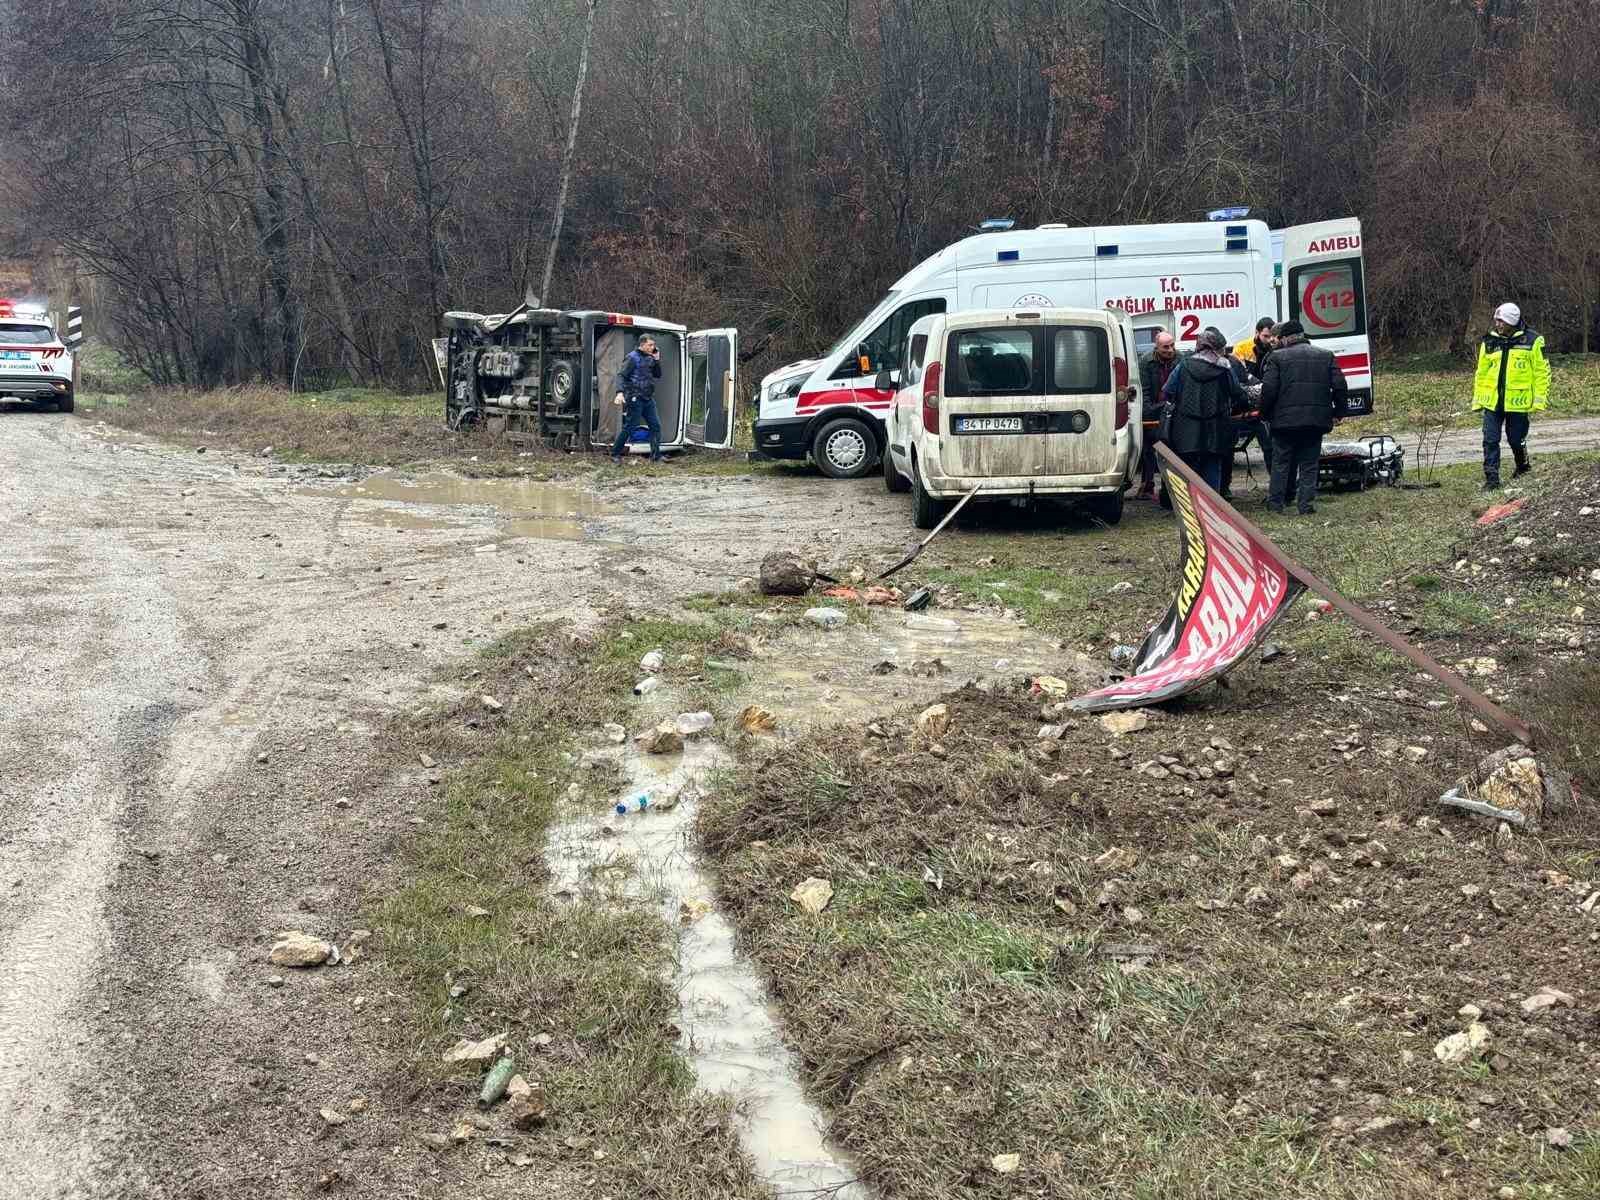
[921,469,1128,498]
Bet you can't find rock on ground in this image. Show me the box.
[268,931,334,968]
[759,548,816,595]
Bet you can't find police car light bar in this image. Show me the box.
[0,299,50,321]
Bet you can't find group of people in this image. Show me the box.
[1136,300,1551,512]
[1138,316,1342,514]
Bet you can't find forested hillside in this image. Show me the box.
[3,0,1596,388]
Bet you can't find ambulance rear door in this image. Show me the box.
[1280,217,1372,416]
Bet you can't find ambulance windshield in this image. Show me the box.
[823,291,898,361]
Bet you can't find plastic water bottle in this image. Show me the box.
[632,676,659,697]
[615,789,651,815]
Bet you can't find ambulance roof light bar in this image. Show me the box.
[977,218,1015,232]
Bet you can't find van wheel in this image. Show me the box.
[813,417,875,479]
[56,391,75,413]
[883,444,911,493]
[1084,489,1124,526]
[910,455,946,530]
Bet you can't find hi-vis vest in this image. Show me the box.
[1473,327,1549,413]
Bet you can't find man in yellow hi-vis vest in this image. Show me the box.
[1474,302,1550,490]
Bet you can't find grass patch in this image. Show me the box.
[1344,352,1600,435]
[82,382,776,478]
[700,679,1600,1199]
[369,615,767,1200]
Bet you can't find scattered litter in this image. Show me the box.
[805,607,847,630]
[904,587,933,611]
[1108,581,1134,595]
[479,1056,517,1107]
[1260,643,1284,663]
[921,866,944,891]
[1476,498,1527,526]
[790,877,834,914]
[615,789,651,815]
[418,752,437,768]
[480,695,503,713]
[602,722,626,744]
[676,711,715,737]
[1109,644,1137,666]
[737,705,778,733]
[1031,676,1072,698]
[632,676,660,697]
[991,1153,1021,1174]
[639,649,664,673]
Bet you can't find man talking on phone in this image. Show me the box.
[611,334,664,464]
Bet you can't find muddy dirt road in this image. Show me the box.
[0,413,914,1199]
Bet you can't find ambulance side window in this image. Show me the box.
[831,297,947,379]
[1288,257,1365,339]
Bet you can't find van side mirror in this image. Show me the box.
[874,369,897,392]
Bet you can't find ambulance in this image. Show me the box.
[0,299,77,412]
[751,216,1370,478]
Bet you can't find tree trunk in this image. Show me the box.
[540,0,600,305]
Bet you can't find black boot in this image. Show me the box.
[1512,450,1531,478]
[1483,475,1502,492]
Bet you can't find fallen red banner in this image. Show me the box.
[1070,453,1302,712]
[1071,446,1533,745]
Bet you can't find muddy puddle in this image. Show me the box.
[730,607,1098,729]
[303,472,613,541]
[548,731,868,1200]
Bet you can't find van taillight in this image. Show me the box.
[1113,355,1130,429]
[922,362,942,434]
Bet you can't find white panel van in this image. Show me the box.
[882,307,1142,527]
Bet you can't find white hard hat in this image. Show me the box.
[1493,302,1522,326]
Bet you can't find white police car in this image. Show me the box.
[0,300,75,412]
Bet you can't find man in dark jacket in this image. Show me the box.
[611,334,664,464]
[1160,327,1246,492]
[1135,331,1182,499]
[1260,320,1347,514]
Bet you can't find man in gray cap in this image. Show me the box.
[1473,302,1550,490]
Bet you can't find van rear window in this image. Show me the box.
[946,329,1035,395]
[1052,327,1110,394]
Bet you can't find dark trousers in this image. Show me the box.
[1138,437,1159,491]
[1482,409,1530,482]
[1219,447,1235,497]
[1178,451,1222,492]
[612,395,662,460]
[1269,428,1322,512]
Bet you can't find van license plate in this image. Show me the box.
[956,416,1023,433]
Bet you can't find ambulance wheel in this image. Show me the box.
[813,417,875,479]
[547,359,578,412]
[1084,489,1124,526]
[883,445,911,493]
[56,391,75,413]
[910,454,946,530]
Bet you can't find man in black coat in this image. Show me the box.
[1160,327,1246,493]
[1260,320,1347,515]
